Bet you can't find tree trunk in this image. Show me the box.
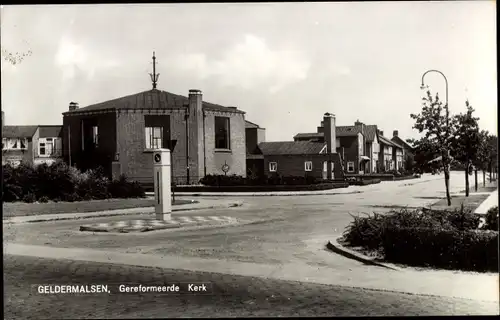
[483,170,486,187]
[443,158,452,206]
[474,169,478,192]
[489,162,492,182]
[465,165,469,197]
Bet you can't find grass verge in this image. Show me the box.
[2,199,197,218]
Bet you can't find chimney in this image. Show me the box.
[379,130,384,137]
[69,102,79,111]
[393,130,398,137]
[323,113,336,153]
[1,111,4,128]
[323,113,336,180]
[187,89,204,184]
[354,119,365,136]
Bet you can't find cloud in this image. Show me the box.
[54,35,120,80]
[170,34,311,93]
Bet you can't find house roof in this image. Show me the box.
[294,132,324,140]
[378,134,402,148]
[364,125,378,142]
[312,124,378,141]
[391,136,413,150]
[38,125,63,138]
[258,141,325,155]
[245,120,262,129]
[63,89,245,115]
[2,125,38,138]
[293,127,360,140]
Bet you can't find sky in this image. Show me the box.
[1,2,497,142]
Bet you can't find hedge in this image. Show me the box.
[348,179,381,186]
[199,174,333,186]
[483,206,498,231]
[342,206,497,271]
[2,161,145,202]
[382,228,498,272]
[175,182,349,192]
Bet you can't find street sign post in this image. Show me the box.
[222,161,230,176]
[153,148,172,220]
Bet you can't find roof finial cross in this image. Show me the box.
[149,51,160,90]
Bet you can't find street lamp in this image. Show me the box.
[421,69,452,205]
[421,69,451,156]
[421,69,449,130]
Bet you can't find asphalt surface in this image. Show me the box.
[4,255,498,319]
[4,172,498,318]
[3,172,488,267]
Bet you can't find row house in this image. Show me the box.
[62,87,247,185]
[247,113,344,180]
[294,118,406,174]
[1,117,63,167]
[294,120,374,174]
[377,130,404,171]
[391,130,414,168]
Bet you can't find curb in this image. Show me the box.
[3,202,244,224]
[326,237,400,271]
[174,191,363,197]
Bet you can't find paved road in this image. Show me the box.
[3,172,487,268]
[4,171,497,311]
[4,255,498,319]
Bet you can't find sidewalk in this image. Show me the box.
[3,199,244,224]
[474,190,498,214]
[4,243,498,303]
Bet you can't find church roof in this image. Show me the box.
[63,89,245,115]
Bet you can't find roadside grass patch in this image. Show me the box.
[2,199,198,217]
[342,205,499,272]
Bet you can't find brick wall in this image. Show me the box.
[63,105,247,184]
[204,111,246,178]
[262,154,344,180]
[116,110,187,183]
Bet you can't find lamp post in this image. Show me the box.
[421,69,451,158]
[421,69,449,128]
[421,69,452,205]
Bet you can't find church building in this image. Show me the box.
[61,52,247,186]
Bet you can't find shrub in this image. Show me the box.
[342,207,477,251]
[22,192,37,203]
[2,164,23,201]
[75,168,110,200]
[64,192,82,202]
[199,174,324,186]
[382,227,498,272]
[2,162,146,202]
[483,206,499,231]
[108,174,146,198]
[342,207,496,271]
[38,196,49,203]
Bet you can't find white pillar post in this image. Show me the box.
[153,149,172,220]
